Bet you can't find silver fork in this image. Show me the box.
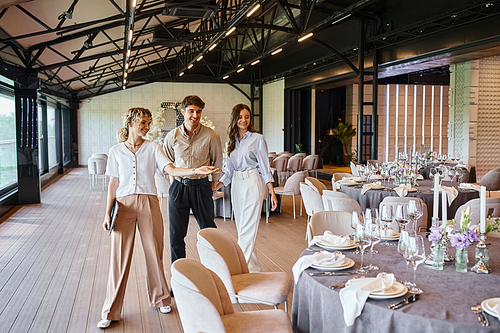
[471,305,486,326]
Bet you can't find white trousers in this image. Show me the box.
[231,169,267,272]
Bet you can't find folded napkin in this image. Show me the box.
[292,251,345,282]
[380,228,398,237]
[456,163,472,172]
[440,185,459,205]
[345,176,364,182]
[339,273,395,326]
[361,182,382,194]
[394,184,415,197]
[458,183,480,191]
[309,231,352,247]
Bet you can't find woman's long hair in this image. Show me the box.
[227,104,257,156]
[117,107,152,143]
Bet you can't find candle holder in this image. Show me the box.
[442,233,454,262]
[471,233,491,274]
[425,217,440,266]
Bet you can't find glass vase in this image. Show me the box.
[432,246,444,270]
[455,249,468,273]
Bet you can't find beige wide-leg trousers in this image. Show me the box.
[231,169,267,273]
[101,194,171,321]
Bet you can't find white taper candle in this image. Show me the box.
[480,186,486,233]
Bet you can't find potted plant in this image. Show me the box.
[332,122,357,166]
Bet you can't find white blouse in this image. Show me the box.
[106,140,170,198]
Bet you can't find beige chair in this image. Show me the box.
[305,177,327,195]
[213,191,226,221]
[302,155,318,177]
[155,172,170,211]
[299,182,324,224]
[379,197,428,231]
[480,169,500,191]
[268,156,275,168]
[322,195,362,215]
[196,229,292,311]
[322,190,352,209]
[274,171,307,219]
[273,156,289,185]
[307,211,354,242]
[171,258,292,333]
[277,151,290,156]
[332,172,354,191]
[87,156,107,190]
[453,197,500,225]
[286,155,303,178]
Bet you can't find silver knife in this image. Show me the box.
[309,272,353,276]
[390,294,419,310]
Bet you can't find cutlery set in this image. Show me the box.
[389,294,420,310]
[309,271,353,276]
[471,305,489,326]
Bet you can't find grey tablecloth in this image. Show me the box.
[340,180,479,228]
[291,237,500,333]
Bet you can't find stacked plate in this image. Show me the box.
[316,239,357,250]
[481,298,500,319]
[367,280,408,299]
[311,257,355,271]
[380,232,400,241]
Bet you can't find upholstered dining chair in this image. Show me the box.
[87,156,107,190]
[322,195,362,216]
[274,170,307,218]
[307,211,354,243]
[480,168,500,192]
[299,182,324,224]
[171,258,292,333]
[302,155,319,177]
[272,155,289,185]
[155,172,170,212]
[453,197,500,225]
[305,177,327,195]
[331,172,354,191]
[286,155,303,178]
[322,190,351,208]
[277,151,289,156]
[379,196,428,231]
[196,229,292,312]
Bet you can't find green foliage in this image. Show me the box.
[486,216,500,234]
[332,122,356,155]
[294,143,304,154]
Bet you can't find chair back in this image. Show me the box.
[380,197,428,231]
[268,156,275,168]
[299,183,325,217]
[480,169,500,191]
[87,157,97,175]
[367,159,382,167]
[295,153,307,158]
[454,197,500,225]
[283,171,307,195]
[333,172,354,182]
[323,195,361,215]
[312,155,319,169]
[310,211,354,238]
[287,155,304,171]
[171,259,233,333]
[273,156,289,172]
[322,190,351,210]
[88,157,106,175]
[305,177,327,195]
[155,172,170,197]
[350,162,359,176]
[92,153,108,160]
[302,155,316,171]
[277,151,289,156]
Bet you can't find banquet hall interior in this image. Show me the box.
[1,0,500,332]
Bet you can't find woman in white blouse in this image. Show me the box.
[216,104,277,272]
[98,107,217,329]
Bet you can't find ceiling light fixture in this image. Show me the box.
[179,72,185,76]
[209,43,217,51]
[223,75,229,79]
[271,48,282,55]
[129,30,133,41]
[246,4,261,17]
[298,32,313,42]
[188,64,193,69]
[237,68,244,73]
[124,72,128,78]
[226,27,236,36]
[123,86,126,90]
[251,60,260,66]
[331,13,351,25]
[133,0,137,7]
[127,49,131,57]
[125,63,129,69]
[197,55,203,61]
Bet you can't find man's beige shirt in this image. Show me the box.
[163,123,222,181]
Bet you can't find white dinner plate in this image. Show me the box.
[316,240,357,250]
[380,234,400,240]
[370,281,406,296]
[369,282,408,299]
[481,298,500,318]
[311,257,355,271]
[368,186,386,190]
[339,182,359,186]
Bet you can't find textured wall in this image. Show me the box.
[477,55,500,178]
[262,79,285,153]
[78,82,250,164]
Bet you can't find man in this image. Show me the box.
[164,95,222,263]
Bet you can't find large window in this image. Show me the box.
[47,105,57,168]
[0,85,17,194]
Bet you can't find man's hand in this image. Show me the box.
[196,166,220,175]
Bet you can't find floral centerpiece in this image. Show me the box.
[428,223,449,270]
[146,108,166,143]
[390,162,414,186]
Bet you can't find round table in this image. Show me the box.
[340,180,479,228]
[291,237,500,333]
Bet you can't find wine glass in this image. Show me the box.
[359,165,366,180]
[456,168,464,184]
[350,211,363,254]
[366,213,381,270]
[354,219,371,274]
[379,204,394,246]
[407,200,423,232]
[394,204,408,231]
[429,167,438,180]
[407,235,425,294]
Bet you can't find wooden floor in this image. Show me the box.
[0,168,313,333]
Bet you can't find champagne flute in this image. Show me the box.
[407,235,425,294]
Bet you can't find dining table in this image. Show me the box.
[291,236,500,333]
[340,179,479,228]
[419,163,476,183]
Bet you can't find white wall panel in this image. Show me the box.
[262,79,285,153]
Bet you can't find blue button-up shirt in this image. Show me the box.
[220,132,274,186]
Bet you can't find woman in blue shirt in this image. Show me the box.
[216,104,277,272]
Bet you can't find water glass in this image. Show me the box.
[354,219,371,274]
[407,235,425,294]
[380,204,394,246]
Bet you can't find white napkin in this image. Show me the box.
[361,182,382,194]
[458,183,480,191]
[339,273,395,326]
[368,174,383,180]
[345,176,364,182]
[292,251,345,282]
[440,185,459,205]
[309,231,352,247]
[394,184,415,197]
[456,163,472,172]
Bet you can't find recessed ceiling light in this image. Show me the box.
[226,27,236,36]
[246,4,261,17]
[251,60,260,66]
[271,48,282,55]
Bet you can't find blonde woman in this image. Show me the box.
[215,104,277,272]
[98,107,217,329]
